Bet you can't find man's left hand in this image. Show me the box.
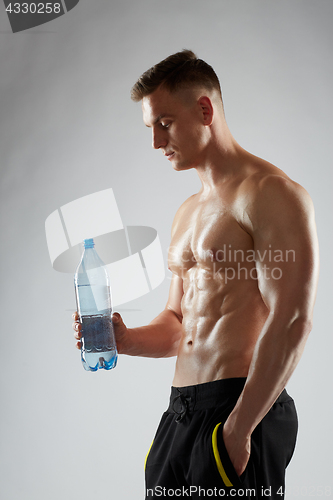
[222,416,251,477]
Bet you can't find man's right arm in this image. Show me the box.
[73,273,184,358]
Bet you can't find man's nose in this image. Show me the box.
[152,129,167,150]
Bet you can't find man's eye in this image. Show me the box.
[161,122,170,129]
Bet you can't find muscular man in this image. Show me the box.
[73,50,319,499]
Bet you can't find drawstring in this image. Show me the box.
[171,389,192,423]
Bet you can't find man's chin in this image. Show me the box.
[171,159,193,171]
[173,163,193,172]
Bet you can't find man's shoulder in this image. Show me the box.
[246,171,311,207]
[234,157,313,231]
[240,169,313,233]
[239,156,311,205]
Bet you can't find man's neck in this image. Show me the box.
[195,132,246,195]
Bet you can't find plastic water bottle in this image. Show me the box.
[74,238,118,371]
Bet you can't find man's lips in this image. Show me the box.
[164,152,175,160]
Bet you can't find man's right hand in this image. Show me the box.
[72,311,82,350]
[72,311,128,353]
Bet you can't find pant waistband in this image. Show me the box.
[167,377,291,422]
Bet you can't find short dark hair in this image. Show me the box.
[130,49,223,103]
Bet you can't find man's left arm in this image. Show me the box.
[223,175,320,476]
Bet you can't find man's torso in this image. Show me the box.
[169,155,290,386]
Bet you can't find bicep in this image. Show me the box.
[165,274,184,322]
[249,177,319,319]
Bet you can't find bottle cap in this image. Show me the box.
[83,238,95,248]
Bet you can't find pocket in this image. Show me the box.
[211,422,242,487]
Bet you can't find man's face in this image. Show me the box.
[142,87,208,171]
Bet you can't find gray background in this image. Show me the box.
[0,1,332,499]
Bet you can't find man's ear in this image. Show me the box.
[198,96,214,126]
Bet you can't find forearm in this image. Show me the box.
[119,308,183,358]
[229,312,312,438]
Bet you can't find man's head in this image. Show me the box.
[132,50,228,171]
[130,49,223,106]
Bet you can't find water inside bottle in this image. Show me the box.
[81,314,118,371]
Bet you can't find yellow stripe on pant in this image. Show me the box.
[144,439,154,471]
[212,422,233,487]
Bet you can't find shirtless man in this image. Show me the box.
[73,50,319,499]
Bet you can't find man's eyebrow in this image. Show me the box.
[145,114,172,128]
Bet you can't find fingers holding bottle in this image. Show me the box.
[72,310,127,353]
[112,312,128,353]
[72,311,82,350]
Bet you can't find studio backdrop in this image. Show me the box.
[0,1,332,499]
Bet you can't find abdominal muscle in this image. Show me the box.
[172,266,269,387]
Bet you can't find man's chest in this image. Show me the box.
[168,198,254,276]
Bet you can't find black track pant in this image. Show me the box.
[145,378,298,499]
